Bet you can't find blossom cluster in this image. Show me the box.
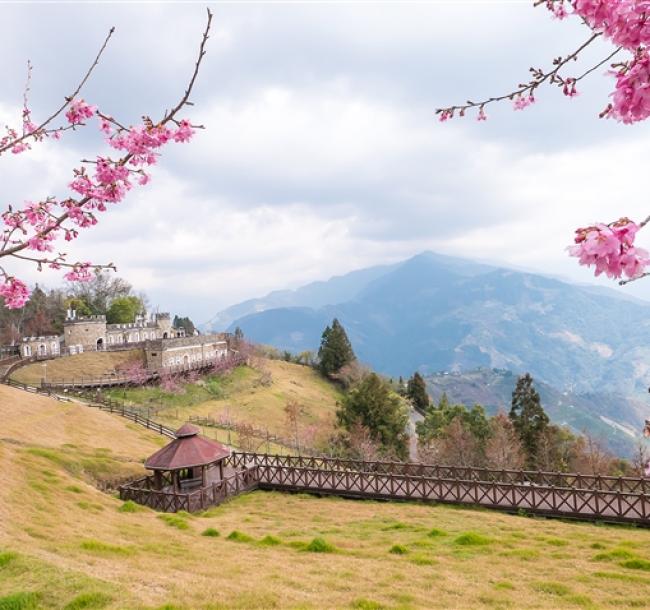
[568,218,650,279]
[546,0,650,123]
[1,98,195,309]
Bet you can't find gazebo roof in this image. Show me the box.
[144,424,230,471]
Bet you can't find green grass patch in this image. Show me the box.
[380,521,410,531]
[408,554,435,566]
[259,535,282,546]
[66,485,83,494]
[201,528,220,537]
[118,500,143,513]
[494,581,515,590]
[592,571,650,583]
[590,542,606,549]
[532,581,570,596]
[157,514,190,530]
[226,530,254,543]
[454,531,492,546]
[350,600,384,610]
[305,537,335,553]
[0,592,40,610]
[545,537,569,547]
[63,592,112,610]
[427,527,446,537]
[0,552,18,568]
[593,548,636,561]
[621,558,650,571]
[388,544,408,555]
[79,539,133,556]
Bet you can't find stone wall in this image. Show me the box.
[144,333,230,371]
[63,316,107,353]
[20,336,61,359]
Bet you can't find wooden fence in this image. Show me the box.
[119,464,260,512]
[229,452,650,526]
[188,414,321,456]
[6,378,650,524]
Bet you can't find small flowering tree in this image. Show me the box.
[437,1,650,284]
[0,11,213,309]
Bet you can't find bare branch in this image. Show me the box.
[0,26,115,155]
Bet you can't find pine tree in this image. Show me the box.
[318,318,355,377]
[406,372,430,412]
[336,372,408,460]
[509,373,549,468]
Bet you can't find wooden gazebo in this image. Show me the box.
[144,423,230,492]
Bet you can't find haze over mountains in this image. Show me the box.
[204,251,650,454]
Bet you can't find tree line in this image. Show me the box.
[0,273,196,344]
[264,319,648,476]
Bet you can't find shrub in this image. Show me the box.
[201,528,220,537]
[226,530,254,543]
[0,592,40,610]
[389,544,408,555]
[259,535,282,546]
[453,532,492,546]
[305,537,334,553]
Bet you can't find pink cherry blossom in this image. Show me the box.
[63,263,94,282]
[65,99,97,125]
[0,277,30,309]
[569,218,650,279]
[477,107,487,121]
[513,95,535,110]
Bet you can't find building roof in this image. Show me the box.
[144,424,230,471]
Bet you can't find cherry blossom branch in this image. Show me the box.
[0,10,213,308]
[436,33,601,121]
[0,26,115,155]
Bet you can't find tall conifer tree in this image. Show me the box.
[406,372,430,412]
[318,318,355,376]
[509,373,549,467]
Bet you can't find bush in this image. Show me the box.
[305,537,334,553]
[389,544,408,555]
[201,528,220,537]
[259,535,282,546]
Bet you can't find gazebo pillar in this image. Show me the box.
[201,465,207,487]
[172,470,180,492]
[219,461,224,481]
[154,470,163,490]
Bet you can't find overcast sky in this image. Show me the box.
[3,1,650,322]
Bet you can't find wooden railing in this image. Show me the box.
[230,452,650,493]
[230,452,650,526]
[188,415,321,456]
[119,464,260,512]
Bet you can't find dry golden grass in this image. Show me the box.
[3,385,650,609]
[115,359,343,446]
[10,349,144,386]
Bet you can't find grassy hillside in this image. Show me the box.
[10,350,144,386]
[106,359,343,449]
[3,385,650,609]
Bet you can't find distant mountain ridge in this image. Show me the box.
[206,251,650,454]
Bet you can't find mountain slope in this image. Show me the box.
[424,368,642,457]
[224,251,650,396]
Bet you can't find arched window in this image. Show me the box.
[51,342,59,354]
[24,345,32,357]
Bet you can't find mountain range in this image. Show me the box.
[203,251,650,455]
